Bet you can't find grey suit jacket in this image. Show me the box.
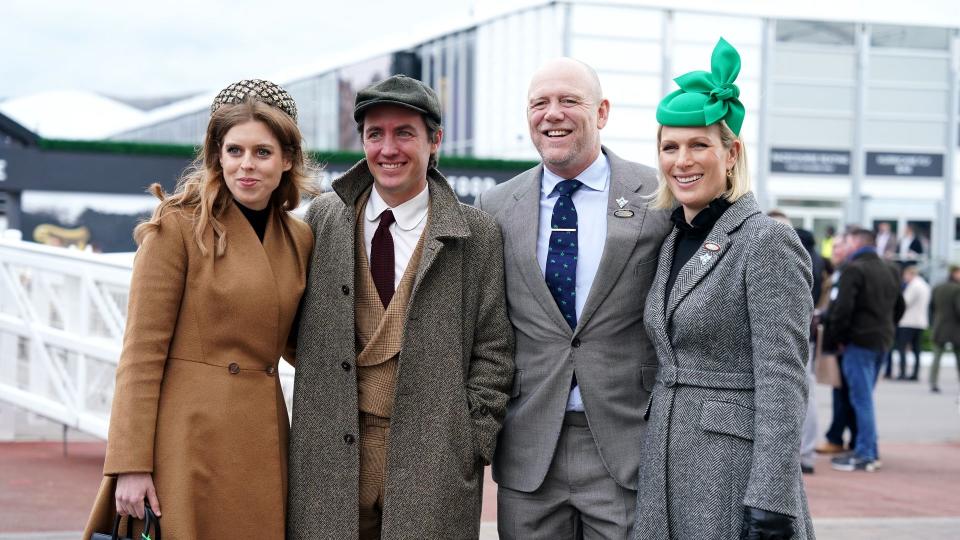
[476,147,671,492]
[635,193,816,539]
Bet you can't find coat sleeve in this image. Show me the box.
[825,265,862,347]
[742,223,813,517]
[103,212,188,475]
[465,216,516,465]
[281,216,316,366]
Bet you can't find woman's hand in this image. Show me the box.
[739,506,794,540]
[115,472,161,519]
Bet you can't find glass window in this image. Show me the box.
[776,20,855,46]
[871,25,950,50]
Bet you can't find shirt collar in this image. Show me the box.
[541,151,609,197]
[365,183,430,231]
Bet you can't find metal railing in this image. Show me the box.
[0,238,295,440]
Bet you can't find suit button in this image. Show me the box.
[344,434,355,445]
[228,363,240,374]
[341,361,352,372]
[342,285,350,295]
[572,338,581,348]
[265,365,276,375]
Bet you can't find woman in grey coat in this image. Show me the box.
[634,38,815,539]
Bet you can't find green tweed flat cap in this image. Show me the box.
[657,37,745,135]
[354,75,442,125]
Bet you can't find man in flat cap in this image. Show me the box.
[287,74,514,539]
[475,58,670,539]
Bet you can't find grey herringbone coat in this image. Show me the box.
[287,161,515,539]
[635,194,816,540]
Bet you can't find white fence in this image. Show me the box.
[0,238,295,440]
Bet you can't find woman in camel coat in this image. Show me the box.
[84,80,314,539]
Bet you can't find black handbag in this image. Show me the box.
[91,501,162,540]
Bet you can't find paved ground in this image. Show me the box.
[1,362,958,539]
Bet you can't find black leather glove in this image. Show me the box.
[739,506,795,540]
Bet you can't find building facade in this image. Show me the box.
[107,1,960,271]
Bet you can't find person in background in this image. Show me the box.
[898,224,923,262]
[929,265,960,394]
[635,38,814,539]
[875,221,897,261]
[796,227,825,475]
[84,80,315,539]
[820,224,836,260]
[890,264,930,380]
[817,230,857,455]
[825,228,904,472]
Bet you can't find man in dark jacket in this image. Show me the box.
[826,227,905,472]
[929,265,960,393]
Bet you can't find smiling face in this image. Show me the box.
[361,104,441,207]
[658,124,739,223]
[219,120,292,210]
[527,59,609,179]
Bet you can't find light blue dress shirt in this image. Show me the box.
[537,152,610,412]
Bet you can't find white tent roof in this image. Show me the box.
[0,90,146,140]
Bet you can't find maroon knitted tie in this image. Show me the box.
[370,209,396,308]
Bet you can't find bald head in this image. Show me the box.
[526,58,609,179]
[528,57,603,103]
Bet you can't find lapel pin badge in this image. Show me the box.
[698,253,713,265]
[616,196,628,208]
[614,209,634,218]
[704,242,720,252]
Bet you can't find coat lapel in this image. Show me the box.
[331,160,471,316]
[664,193,761,323]
[576,148,649,333]
[409,168,470,302]
[502,165,572,332]
[221,202,282,347]
[647,227,678,357]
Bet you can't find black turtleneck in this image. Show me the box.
[235,201,270,243]
[664,197,732,303]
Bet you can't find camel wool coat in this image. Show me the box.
[84,202,313,539]
[287,161,515,539]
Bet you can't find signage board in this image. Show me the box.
[866,152,943,177]
[770,148,851,175]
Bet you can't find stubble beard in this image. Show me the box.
[539,136,584,174]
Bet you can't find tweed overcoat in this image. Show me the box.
[84,202,313,539]
[287,160,515,540]
[476,147,672,492]
[634,193,816,540]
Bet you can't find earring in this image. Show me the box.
[726,169,734,178]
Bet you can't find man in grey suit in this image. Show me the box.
[475,58,671,539]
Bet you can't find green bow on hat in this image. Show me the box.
[656,37,745,135]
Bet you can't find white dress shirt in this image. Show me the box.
[537,152,610,411]
[364,184,430,288]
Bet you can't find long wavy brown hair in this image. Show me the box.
[134,99,317,256]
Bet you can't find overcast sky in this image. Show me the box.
[5,0,958,101]
[1,0,531,100]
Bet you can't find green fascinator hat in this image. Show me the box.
[656,37,745,136]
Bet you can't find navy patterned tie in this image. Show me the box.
[546,179,582,330]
